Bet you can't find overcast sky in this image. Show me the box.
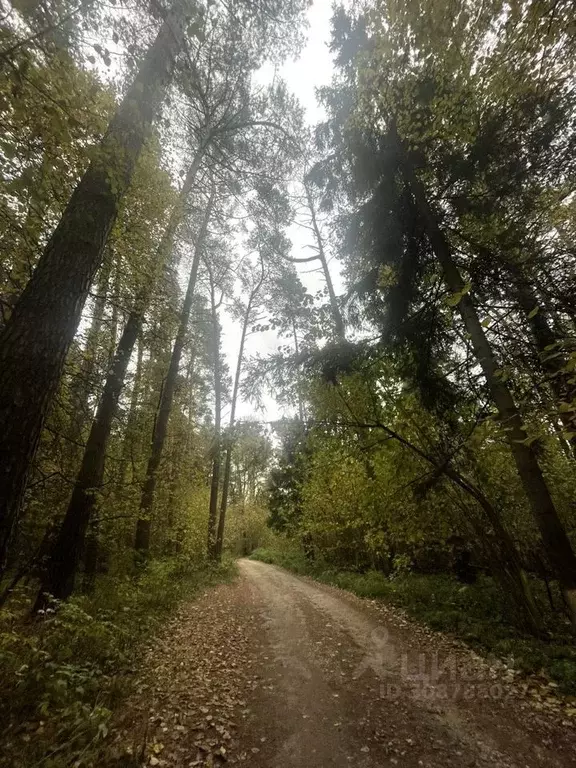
[224,0,338,424]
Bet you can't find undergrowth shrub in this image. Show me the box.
[0,558,236,767]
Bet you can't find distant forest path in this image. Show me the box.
[106,561,576,768]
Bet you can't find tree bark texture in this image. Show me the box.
[0,0,191,571]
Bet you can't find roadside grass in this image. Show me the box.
[0,557,237,767]
[249,547,576,696]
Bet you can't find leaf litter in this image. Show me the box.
[101,577,264,767]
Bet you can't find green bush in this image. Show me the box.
[250,547,311,573]
[0,558,236,767]
[549,659,576,689]
[249,547,277,564]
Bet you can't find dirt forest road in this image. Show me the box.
[107,560,576,768]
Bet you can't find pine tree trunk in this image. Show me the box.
[135,194,214,556]
[0,0,191,571]
[67,250,114,450]
[292,318,305,421]
[403,157,576,624]
[216,443,233,559]
[304,182,346,340]
[207,452,221,559]
[207,267,223,559]
[107,257,122,364]
[214,296,254,560]
[119,334,144,484]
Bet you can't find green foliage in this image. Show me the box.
[0,50,113,321]
[265,0,576,643]
[250,545,311,574]
[225,501,275,556]
[0,560,236,767]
